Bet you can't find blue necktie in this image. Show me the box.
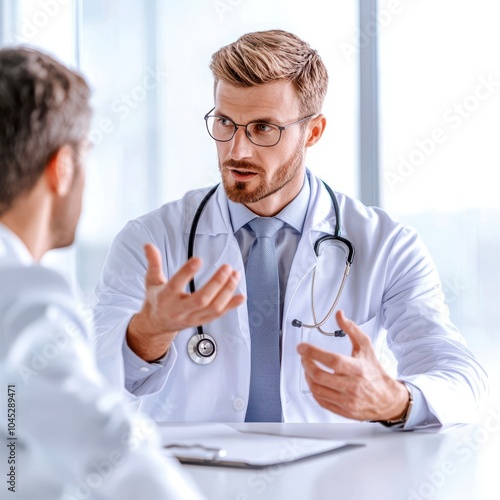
[245,217,284,422]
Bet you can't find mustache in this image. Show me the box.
[222,160,263,172]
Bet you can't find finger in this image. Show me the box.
[198,270,244,315]
[303,369,345,403]
[189,264,237,309]
[196,291,246,324]
[301,370,351,416]
[302,357,363,398]
[302,370,368,421]
[192,270,244,322]
[144,243,166,287]
[312,395,354,420]
[161,256,203,294]
[225,293,246,310]
[301,356,335,386]
[172,272,245,328]
[297,342,358,374]
[335,310,372,355]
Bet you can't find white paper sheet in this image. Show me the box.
[160,423,362,468]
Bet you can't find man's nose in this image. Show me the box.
[229,126,253,160]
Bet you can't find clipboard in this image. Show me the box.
[162,424,364,469]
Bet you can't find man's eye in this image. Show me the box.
[254,123,273,133]
[217,118,233,127]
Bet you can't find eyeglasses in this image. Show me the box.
[204,107,315,147]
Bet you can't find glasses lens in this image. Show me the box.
[246,122,281,146]
[206,116,235,142]
[205,116,281,146]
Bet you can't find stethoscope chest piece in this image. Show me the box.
[187,333,217,365]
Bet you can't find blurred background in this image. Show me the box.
[1,0,499,405]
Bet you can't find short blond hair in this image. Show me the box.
[209,29,328,115]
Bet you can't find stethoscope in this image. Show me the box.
[186,181,355,365]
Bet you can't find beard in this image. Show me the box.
[219,142,304,205]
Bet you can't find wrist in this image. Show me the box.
[372,382,414,428]
[126,312,173,362]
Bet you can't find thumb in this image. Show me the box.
[144,243,166,287]
[335,309,372,357]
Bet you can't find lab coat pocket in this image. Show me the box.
[299,315,378,407]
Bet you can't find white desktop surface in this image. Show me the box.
[160,415,500,500]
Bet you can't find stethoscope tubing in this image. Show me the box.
[186,180,356,362]
[187,184,219,339]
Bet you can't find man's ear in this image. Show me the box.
[305,114,327,148]
[45,145,75,197]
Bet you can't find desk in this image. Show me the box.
[161,415,500,500]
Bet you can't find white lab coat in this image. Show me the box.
[0,226,204,500]
[94,172,487,426]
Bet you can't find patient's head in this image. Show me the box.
[0,47,91,252]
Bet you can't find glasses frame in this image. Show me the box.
[203,107,316,147]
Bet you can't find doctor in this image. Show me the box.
[0,47,203,499]
[94,30,487,429]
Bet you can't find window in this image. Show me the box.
[156,0,358,204]
[379,0,500,378]
[2,0,358,303]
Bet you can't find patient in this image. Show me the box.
[0,47,203,499]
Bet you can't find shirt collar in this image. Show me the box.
[227,173,310,233]
[0,223,34,265]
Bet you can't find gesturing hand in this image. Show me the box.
[297,310,409,422]
[127,243,245,362]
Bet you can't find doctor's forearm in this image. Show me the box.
[126,312,174,362]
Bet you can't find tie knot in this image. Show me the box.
[248,217,284,238]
